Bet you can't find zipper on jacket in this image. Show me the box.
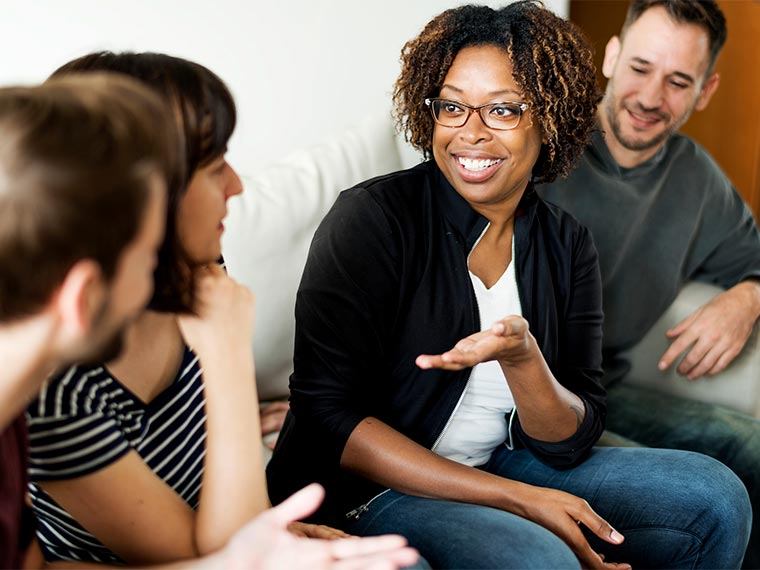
[345,488,392,520]
[430,222,486,451]
[431,368,474,452]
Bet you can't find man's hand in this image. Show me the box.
[659,281,760,380]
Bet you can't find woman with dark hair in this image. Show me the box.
[267,3,751,569]
[24,52,353,565]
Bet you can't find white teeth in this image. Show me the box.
[457,157,501,171]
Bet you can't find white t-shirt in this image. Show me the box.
[434,239,522,467]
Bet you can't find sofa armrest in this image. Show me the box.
[620,281,760,418]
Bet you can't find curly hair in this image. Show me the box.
[393,1,599,184]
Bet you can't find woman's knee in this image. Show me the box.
[352,494,580,569]
[659,451,751,566]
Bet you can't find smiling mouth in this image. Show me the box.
[627,108,665,126]
[457,156,503,171]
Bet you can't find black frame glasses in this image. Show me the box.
[424,98,529,131]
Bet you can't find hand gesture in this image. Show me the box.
[177,264,255,359]
[222,484,419,570]
[416,316,533,370]
[518,486,630,570]
[659,282,759,379]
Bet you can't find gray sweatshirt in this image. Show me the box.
[538,129,760,384]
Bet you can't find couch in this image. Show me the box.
[221,113,760,459]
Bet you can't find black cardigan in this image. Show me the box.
[267,161,606,525]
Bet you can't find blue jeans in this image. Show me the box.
[606,382,760,569]
[343,446,751,569]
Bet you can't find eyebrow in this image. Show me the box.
[630,57,695,84]
[440,84,522,98]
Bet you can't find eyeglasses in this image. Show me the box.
[424,98,529,131]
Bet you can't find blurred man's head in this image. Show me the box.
[0,74,180,363]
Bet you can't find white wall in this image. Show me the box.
[0,0,568,177]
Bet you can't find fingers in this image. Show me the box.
[416,354,459,370]
[707,347,740,376]
[679,343,722,380]
[262,401,290,414]
[575,505,624,547]
[332,547,419,570]
[289,522,351,540]
[261,404,289,434]
[658,331,696,371]
[666,310,698,339]
[329,534,410,559]
[491,317,528,337]
[267,483,326,528]
[416,317,528,371]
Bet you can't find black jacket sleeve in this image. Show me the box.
[512,221,606,468]
[289,187,401,466]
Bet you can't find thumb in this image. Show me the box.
[492,316,528,337]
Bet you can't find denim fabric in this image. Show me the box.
[344,446,750,569]
[607,382,760,569]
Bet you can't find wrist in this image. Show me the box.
[497,333,540,370]
[745,279,760,318]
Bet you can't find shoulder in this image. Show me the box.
[534,196,595,248]
[665,134,732,188]
[318,162,435,241]
[27,365,112,421]
[335,162,433,212]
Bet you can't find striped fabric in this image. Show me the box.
[26,346,206,563]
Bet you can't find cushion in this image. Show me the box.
[222,114,414,400]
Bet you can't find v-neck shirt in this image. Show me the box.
[435,239,522,467]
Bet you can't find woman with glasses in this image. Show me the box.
[267,2,751,569]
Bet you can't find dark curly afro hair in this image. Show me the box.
[393,1,599,184]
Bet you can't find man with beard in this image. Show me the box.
[0,77,416,570]
[538,0,760,566]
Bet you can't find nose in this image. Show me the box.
[224,163,244,199]
[636,76,664,110]
[458,108,492,144]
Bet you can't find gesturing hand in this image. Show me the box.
[518,486,630,570]
[222,484,419,570]
[659,282,760,380]
[416,315,533,371]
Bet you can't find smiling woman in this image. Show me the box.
[267,2,752,569]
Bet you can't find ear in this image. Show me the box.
[53,259,106,340]
[602,36,622,79]
[695,72,720,112]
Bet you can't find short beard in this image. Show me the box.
[603,79,693,154]
[606,101,673,152]
[77,299,128,366]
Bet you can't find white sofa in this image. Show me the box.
[622,281,760,418]
[221,115,760,454]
